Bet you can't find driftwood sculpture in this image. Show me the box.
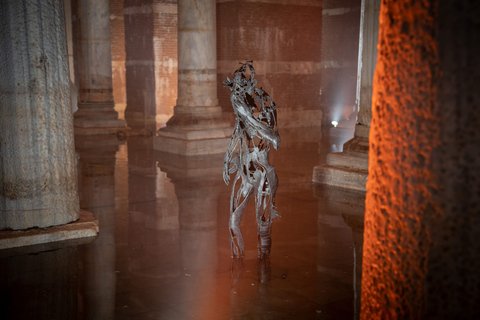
[223,60,280,259]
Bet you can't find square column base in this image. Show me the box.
[154,128,231,155]
[74,103,128,135]
[312,134,370,191]
[313,165,368,191]
[74,120,128,136]
[0,210,99,250]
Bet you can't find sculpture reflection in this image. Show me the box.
[223,61,281,259]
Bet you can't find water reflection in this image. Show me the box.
[229,257,273,318]
[0,246,78,319]
[0,127,367,319]
[314,183,365,319]
[156,151,223,319]
[126,137,180,281]
[76,136,119,319]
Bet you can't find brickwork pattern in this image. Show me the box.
[320,0,360,125]
[217,1,322,124]
[110,0,127,115]
[123,0,177,128]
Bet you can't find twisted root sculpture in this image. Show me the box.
[223,60,280,259]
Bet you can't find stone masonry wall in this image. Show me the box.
[320,0,360,128]
[110,0,127,120]
[217,0,323,127]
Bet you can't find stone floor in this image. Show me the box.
[0,126,365,320]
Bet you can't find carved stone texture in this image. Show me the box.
[361,0,480,318]
[0,0,80,230]
[223,61,280,259]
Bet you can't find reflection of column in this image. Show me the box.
[64,0,75,82]
[313,0,380,191]
[362,1,480,318]
[313,184,366,319]
[0,0,79,230]
[154,0,230,155]
[64,0,78,115]
[72,0,127,135]
[0,247,78,318]
[316,191,354,287]
[157,152,222,317]
[342,212,364,320]
[127,138,180,281]
[76,140,117,319]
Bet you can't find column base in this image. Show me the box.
[124,110,157,132]
[313,165,368,191]
[0,210,99,250]
[74,102,128,136]
[154,127,231,156]
[154,105,232,155]
[313,125,370,191]
[74,125,128,136]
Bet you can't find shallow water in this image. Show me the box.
[0,126,364,320]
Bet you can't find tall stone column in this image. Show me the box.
[154,0,230,155]
[72,0,126,135]
[312,0,380,191]
[0,0,80,230]
[64,0,75,83]
[361,0,480,318]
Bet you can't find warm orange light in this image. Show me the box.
[360,0,441,319]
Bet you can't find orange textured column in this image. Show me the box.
[361,0,480,318]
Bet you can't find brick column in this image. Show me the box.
[123,0,178,131]
[72,0,127,135]
[154,0,230,155]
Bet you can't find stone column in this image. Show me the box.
[64,0,75,83]
[312,0,380,191]
[361,0,480,318]
[354,0,379,135]
[0,0,79,230]
[72,0,126,135]
[154,0,230,155]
